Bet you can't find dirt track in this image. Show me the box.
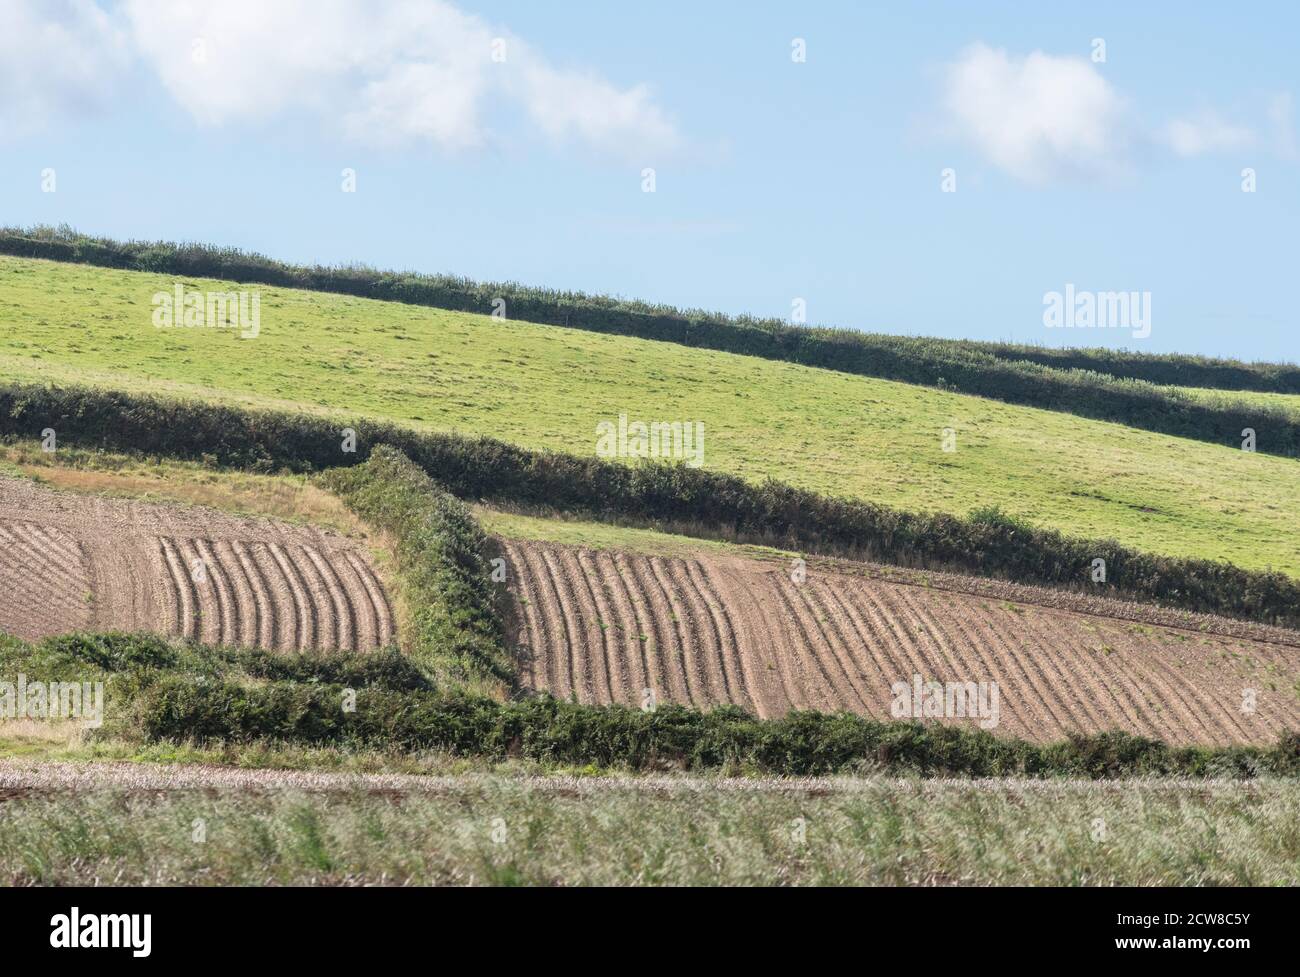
[0,476,394,652]
[501,539,1300,746]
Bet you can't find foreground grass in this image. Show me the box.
[1,772,1296,885]
[4,257,1299,575]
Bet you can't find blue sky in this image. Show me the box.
[2,1,1297,360]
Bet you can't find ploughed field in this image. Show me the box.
[500,539,1300,746]
[0,476,393,652]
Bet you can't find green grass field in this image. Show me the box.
[5,255,1299,575]
[2,768,1296,885]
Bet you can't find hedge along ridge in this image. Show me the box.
[3,380,1298,628]
[967,341,1300,394]
[320,446,513,697]
[10,632,1298,778]
[3,226,1299,456]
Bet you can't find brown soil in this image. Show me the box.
[0,475,393,652]
[499,539,1300,746]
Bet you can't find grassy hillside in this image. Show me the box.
[4,255,1299,575]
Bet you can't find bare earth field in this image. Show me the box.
[0,475,393,652]
[501,539,1300,746]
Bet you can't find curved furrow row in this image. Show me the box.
[1100,629,1256,744]
[157,537,198,640]
[0,522,92,638]
[841,582,934,704]
[294,546,337,653]
[514,542,571,699]
[255,541,301,650]
[192,538,237,647]
[960,601,1078,741]
[663,558,734,710]
[595,550,656,703]
[0,522,90,597]
[1067,616,1231,743]
[343,550,395,648]
[997,604,1116,736]
[302,547,349,652]
[696,561,774,711]
[266,542,316,652]
[176,539,220,646]
[790,582,872,712]
[576,548,638,704]
[625,553,696,708]
[767,575,847,711]
[500,541,546,690]
[615,552,680,706]
[219,539,263,649]
[1027,611,1163,739]
[815,579,895,688]
[684,559,758,713]
[713,565,797,716]
[538,545,591,702]
[6,521,86,575]
[554,547,616,704]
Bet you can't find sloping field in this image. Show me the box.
[500,539,1300,745]
[4,256,1300,575]
[0,475,393,652]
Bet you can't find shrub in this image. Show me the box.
[15,632,1292,778]
[322,445,513,696]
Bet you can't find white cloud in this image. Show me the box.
[1267,92,1298,161]
[0,0,130,136]
[121,0,678,158]
[942,43,1127,184]
[1161,112,1255,156]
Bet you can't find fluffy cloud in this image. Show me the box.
[1161,112,1255,156]
[121,0,678,158]
[1267,92,1297,161]
[942,43,1127,184]
[0,0,131,136]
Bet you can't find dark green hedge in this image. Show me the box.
[8,632,1296,778]
[971,341,1300,394]
[321,446,513,695]
[3,380,1297,627]
[3,225,1298,456]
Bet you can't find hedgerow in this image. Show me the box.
[2,381,1297,627]
[3,225,1298,455]
[320,446,513,696]
[6,632,1297,778]
[969,340,1300,394]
